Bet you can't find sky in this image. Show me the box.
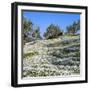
[23,11,80,37]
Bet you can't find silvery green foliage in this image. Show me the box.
[23,35,80,77]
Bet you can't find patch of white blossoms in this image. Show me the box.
[23,35,80,77]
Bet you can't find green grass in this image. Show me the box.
[75,51,80,57]
[63,34,80,38]
[23,51,38,58]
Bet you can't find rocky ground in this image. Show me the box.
[23,35,80,78]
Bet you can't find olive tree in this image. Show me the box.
[44,24,63,39]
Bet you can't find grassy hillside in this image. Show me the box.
[23,35,80,78]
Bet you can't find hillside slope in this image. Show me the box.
[23,35,80,78]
